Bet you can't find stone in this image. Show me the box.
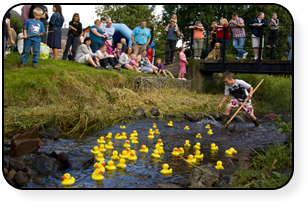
[208,113,221,121]
[9,159,27,172]
[32,175,44,185]
[41,138,53,145]
[189,163,220,188]
[150,107,160,116]
[5,130,27,138]
[66,151,94,170]
[14,171,30,185]
[156,183,182,188]
[56,152,69,169]
[215,175,235,188]
[7,169,16,179]
[4,168,8,176]
[133,106,146,117]
[4,140,11,146]
[10,125,41,156]
[38,130,59,140]
[31,154,61,175]
[27,168,38,178]
[234,115,246,123]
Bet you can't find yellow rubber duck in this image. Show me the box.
[155,144,165,154]
[211,143,218,150]
[160,164,173,174]
[120,125,126,129]
[105,160,116,171]
[95,153,105,162]
[139,145,149,153]
[196,133,202,138]
[125,148,131,155]
[123,140,131,148]
[172,148,180,156]
[93,162,105,173]
[151,150,160,158]
[205,124,211,129]
[61,173,75,185]
[115,133,122,140]
[119,150,129,158]
[117,158,127,169]
[97,136,105,144]
[193,142,201,150]
[157,139,163,146]
[91,146,101,156]
[153,123,157,128]
[225,148,237,155]
[105,142,114,150]
[129,134,137,139]
[184,126,190,130]
[148,133,154,139]
[194,150,204,159]
[215,161,224,170]
[186,155,196,163]
[207,129,213,135]
[111,151,120,160]
[121,132,127,139]
[148,128,154,134]
[128,150,137,160]
[92,169,104,181]
[105,132,112,139]
[131,137,139,144]
[178,147,184,155]
[154,129,160,135]
[98,144,106,153]
[132,130,138,136]
[184,140,191,147]
[168,121,173,127]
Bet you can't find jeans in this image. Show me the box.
[217,39,230,59]
[20,39,40,65]
[63,36,79,61]
[165,39,177,63]
[267,30,278,46]
[233,37,247,59]
[193,39,204,57]
[90,42,101,54]
[288,36,292,60]
[99,57,117,68]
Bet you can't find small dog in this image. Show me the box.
[204,42,221,61]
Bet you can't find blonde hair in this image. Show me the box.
[220,18,228,25]
[212,21,217,25]
[94,19,100,24]
[33,7,43,15]
[120,38,126,44]
[117,43,122,47]
[171,14,177,20]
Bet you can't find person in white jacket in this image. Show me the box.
[118,46,134,71]
[75,37,102,69]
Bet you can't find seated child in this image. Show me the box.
[120,38,127,52]
[113,43,122,59]
[129,54,141,72]
[96,44,121,71]
[154,58,175,78]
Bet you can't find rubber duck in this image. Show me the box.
[61,173,75,186]
[115,133,122,140]
[151,150,160,158]
[111,151,120,160]
[93,162,105,172]
[155,144,165,154]
[178,147,184,155]
[119,150,129,158]
[211,143,218,150]
[194,150,204,159]
[129,134,137,139]
[117,158,127,169]
[97,136,105,144]
[105,142,114,150]
[98,144,106,153]
[230,147,237,154]
[105,160,116,171]
[131,137,139,144]
[92,169,104,181]
[91,146,101,156]
[95,153,105,162]
[168,121,173,127]
[207,129,213,135]
[157,139,163,146]
[184,126,190,130]
[148,133,154,139]
[196,133,202,138]
[121,132,127,139]
[153,123,157,128]
[154,129,160,134]
[205,124,211,129]
[225,148,237,155]
[139,145,149,153]
[125,148,131,155]
[105,132,112,139]
[120,125,126,129]
[172,148,180,156]
[123,140,131,148]
[184,140,191,147]
[128,150,137,160]
[148,128,154,134]
[186,155,196,163]
[132,130,138,136]
[215,161,224,170]
[160,164,173,174]
[193,142,201,150]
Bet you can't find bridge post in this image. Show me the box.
[205,31,208,58]
[258,26,264,73]
[221,27,226,72]
[190,29,194,55]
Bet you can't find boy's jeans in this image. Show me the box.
[233,37,247,59]
[20,39,40,65]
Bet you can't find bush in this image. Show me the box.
[10,16,23,35]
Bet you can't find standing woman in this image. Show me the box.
[62,13,82,61]
[189,21,204,59]
[47,5,64,59]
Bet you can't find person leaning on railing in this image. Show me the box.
[189,21,204,60]
[215,18,230,59]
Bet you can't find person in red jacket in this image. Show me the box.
[215,18,230,59]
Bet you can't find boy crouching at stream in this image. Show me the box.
[217,71,260,127]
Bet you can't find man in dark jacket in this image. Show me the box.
[29,5,48,43]
[247,12,268,60]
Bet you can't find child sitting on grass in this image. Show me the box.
[19,7,45,68]
[129,54,141,72]
[96,44,121,71]
[113,43,122,60]
[120,38,127,52]
[217,71,260,127]
[154,58,175,78]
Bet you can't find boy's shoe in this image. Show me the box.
[242,52,248,59]
[105,67,112,71]
[222,114,229,127]
[96,66,102,70]
[33,64,38,69]
[114,67,121,71]
[18,63,27,68]
[252,120,260,127]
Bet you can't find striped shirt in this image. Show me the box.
[229,17,246,38]
[269,18,279,30]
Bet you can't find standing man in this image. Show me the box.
[29,5,48,43]
[105,20,115,46]
[164,18,180,65]
[131,20,151,56]
[228,12,248,60]
[247,12,268,60]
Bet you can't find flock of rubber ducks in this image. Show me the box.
[61,122,237,185]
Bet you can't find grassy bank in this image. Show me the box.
[4,52,292,136]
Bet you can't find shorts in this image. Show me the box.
[227,97,254,115]
[140,64,152,73]
[120,64,126,68]
[76,54,90,64]
[252,34,264,48]
[179,63,186,73]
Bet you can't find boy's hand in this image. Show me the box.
[39,33,44,36]
[23,35,27,39]
[217,104,222,110]
[248,93,253,98]
[186,61,188,64]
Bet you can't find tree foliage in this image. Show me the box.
[10,16,23,35]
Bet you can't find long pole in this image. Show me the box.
[21,31,54,39]
[225,79,264,130]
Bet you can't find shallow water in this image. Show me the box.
[24,117,287,188]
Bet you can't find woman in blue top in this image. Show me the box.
[89,19,108,53]
[47,5,64,59]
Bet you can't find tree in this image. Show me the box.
[10,16,23,35]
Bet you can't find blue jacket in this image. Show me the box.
[247,17,268,37]
[49,12,64,31]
